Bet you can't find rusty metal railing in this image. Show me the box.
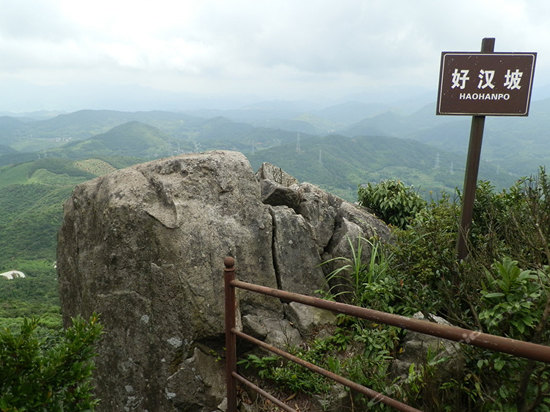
[223,257,550,412]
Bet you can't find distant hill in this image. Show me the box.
[0,110,307,156]
[187,116,306,152]
[49,121,177,159]
[247,134,516,201]
[0,110,202,153]
[0,117,27,145]
[339,98,550,178]
[0,157,107,262]
[0,144,17,156]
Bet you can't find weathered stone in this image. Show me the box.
[295,183,342,251]
[58,151,278,411]
[320,204,391,299]
[259,179,301,210]
[270,205,327,295]
[255,162,298,187]
[392,312,463,379]
[165,346,226,412]
[263,318,302,347]
[284,302,337,337]
[242,309,302,347]
[57,151,389,411]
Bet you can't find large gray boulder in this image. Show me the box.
[57,153,389,411]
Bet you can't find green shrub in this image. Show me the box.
[0,314,102,411]
[350,170,550,410]
[358,179,426,229]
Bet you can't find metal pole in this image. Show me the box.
[224,257,237,412]
[457,37,495,260]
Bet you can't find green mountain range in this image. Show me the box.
[0,105,546,328]
[340,98,550,177]
[247,133,515,201]
[47,121,176,159]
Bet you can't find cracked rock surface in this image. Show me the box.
[57,151,389,411]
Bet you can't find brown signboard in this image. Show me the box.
[437,52,536,116]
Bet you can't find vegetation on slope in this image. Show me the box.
[0,315,102,411]
[247,134,515,201]
[0,108,548,410]
[0,157,123,331]
[242,169,550,411]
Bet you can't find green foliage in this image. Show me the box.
[238,324,398,405]
[238,340,334,395]
[393,193,459,281]
[265,168,550,410]
[73,159,116,176]
[321,236,397,312]
[358,179,427,228]
[472,259,550,410]
[239,237,397,409]
[463,168,550,269]
[382,169,550,410]
[0,183,73,260]
[0,259,61,332]
[0,163,34,188]
[0,314,103,411]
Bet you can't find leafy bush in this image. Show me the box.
[480,258,546,339]
[238,339,335,395]
[463,168,550,269]
[321,237,396,311]
[385,170,550,410]
[316,170,550,410]
[358,179,426,229]
[0,315,102,412]
[473,259,550,411]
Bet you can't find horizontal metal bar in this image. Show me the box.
[232,372,297,412]
[231,279,550,363]
[233,329,422,412]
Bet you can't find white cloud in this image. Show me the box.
[1,0,549,110]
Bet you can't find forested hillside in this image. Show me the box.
[0,105,545,331]
[0,157,127,329]
[247,133,515,200]
[340,98,550,178]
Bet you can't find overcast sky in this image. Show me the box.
[2,0,550,112]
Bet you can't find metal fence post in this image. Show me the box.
[224,257,237,412]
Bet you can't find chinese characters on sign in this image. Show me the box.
[437,53,536,115]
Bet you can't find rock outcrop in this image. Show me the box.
[57,151,389,411]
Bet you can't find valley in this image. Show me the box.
[1,98,548,328]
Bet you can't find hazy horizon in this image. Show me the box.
[2,1,550,113]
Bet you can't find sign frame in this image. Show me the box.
[437,51,536,116]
